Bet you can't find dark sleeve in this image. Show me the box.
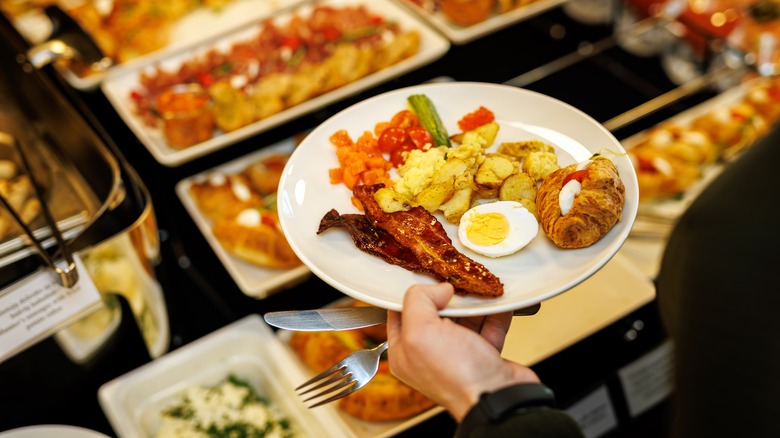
[456,406,585,438]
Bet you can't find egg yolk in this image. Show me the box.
[465,212,509,245]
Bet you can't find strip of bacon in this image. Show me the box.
[318,208,439,278]
[353,184,504,298]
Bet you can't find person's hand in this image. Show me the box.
[386,283,541,422]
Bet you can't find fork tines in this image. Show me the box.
[296,364,360,408]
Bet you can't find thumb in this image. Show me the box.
[401,283,454,336]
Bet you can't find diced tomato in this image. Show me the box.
[378,127,409,153]
[197,72,215,88]
[282,36,302,51]
[321,27,341,41]
[129,90,144,101]
[407,127,433,149]
[457,106,495,131]
[370,15,384,25]
[562,169,588,187]
[390,110,419,129]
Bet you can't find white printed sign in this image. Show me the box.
[618,338,675,417]
[565,385,618,438]
[0,254,103,363]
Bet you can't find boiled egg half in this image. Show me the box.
[457,201,538,258]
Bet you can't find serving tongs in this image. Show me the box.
[0,131,78,288]
[25,5,112,74]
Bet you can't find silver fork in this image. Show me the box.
[296,341,389,408]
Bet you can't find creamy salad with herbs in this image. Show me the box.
[156,375,295,438]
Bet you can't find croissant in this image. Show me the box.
[536,157,625,248]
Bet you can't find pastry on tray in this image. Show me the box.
[189,152,302,269]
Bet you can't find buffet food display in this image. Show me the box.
[398,0,569,43]
[626,75,780,221]
[101,0,450,166]
[0,0,305,89]
[176,138,310,298]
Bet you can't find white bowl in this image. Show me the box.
[98,315,344,437]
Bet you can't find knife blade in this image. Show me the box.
[263,306,388,331]
[263,302,542,332]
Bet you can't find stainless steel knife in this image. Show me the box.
[263,303,541,332]
[263,306,388,331]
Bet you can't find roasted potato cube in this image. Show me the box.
[415,179,455,213]
[440,187,476,224]
[522,151,559,181]
[374,187,411,213]
[454,170,477,191]
[475,154,515,189]
[476,185,499,199]
[210,81,255,133]
[499,172,537,202]
[461,122,500,149]
[498,140,554,161]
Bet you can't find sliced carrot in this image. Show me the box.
[329,168,343,184]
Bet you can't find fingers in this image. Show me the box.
[386,309,401,347]
[387,282,453,353]
[480,311,513,351]
[400,283,453,338]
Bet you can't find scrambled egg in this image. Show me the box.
[393,141,485,201]
[394,146,447,200]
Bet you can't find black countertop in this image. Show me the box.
[0,4,695,436]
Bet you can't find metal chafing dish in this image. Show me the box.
[0,15,168,364]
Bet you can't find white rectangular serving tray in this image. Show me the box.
[98,314,347,437]
[101,0,451,166]
[176,138,311,298]
[393,0,569,45]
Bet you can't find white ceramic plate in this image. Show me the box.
[176,138,311,298]
[98,315,346,437]
[395,0,568,45]
[0,425,109,438]
[101,0,450,167]
[277,82,639,317]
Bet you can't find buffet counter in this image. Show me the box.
[2,0,768,435]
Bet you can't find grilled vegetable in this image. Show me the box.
[408,94,451,147]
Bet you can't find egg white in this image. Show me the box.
[457,201,539,258]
